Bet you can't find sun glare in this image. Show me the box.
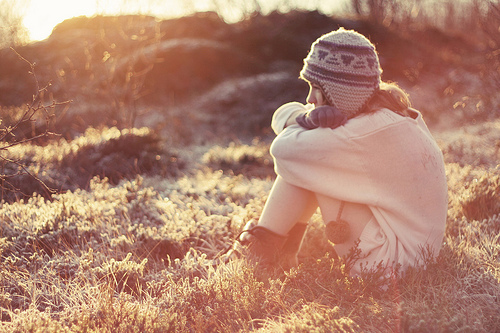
[21,0,193,42]
[21,0,347,42]
[22,0,100,41]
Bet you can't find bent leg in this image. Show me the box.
[221,176,318,270]
[257,176,318,235]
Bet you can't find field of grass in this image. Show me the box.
[0,7,499,332]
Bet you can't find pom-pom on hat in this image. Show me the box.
[300,28,382,118]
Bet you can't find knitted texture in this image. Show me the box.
[300,28,382,118]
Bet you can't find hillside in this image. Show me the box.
[0,10,499,332]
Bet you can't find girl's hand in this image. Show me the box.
[296,106,347,129]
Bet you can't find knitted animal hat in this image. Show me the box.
[300,28,382,118]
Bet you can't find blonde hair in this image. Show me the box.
[363,81,412,115]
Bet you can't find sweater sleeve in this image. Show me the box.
[271,102,313,135]
[270,123,377,204]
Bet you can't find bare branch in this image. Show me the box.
[0,49,68,200]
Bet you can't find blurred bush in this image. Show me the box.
[202,140,274,178]
[1,126,181,202]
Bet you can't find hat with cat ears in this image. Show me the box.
[300,28,382,118]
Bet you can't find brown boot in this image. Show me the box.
[220,221,288,269]
[279,223,307,270]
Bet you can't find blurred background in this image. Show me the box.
[2,0,496,45]
[0,0,498,200]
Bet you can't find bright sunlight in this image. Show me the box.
[21,0,347,42]
[23,0,99,41]
[22,0,190,41]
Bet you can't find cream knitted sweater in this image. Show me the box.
[270,102,448,273]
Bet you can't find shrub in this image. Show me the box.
[446,163,500,221]
[1,126,180,202]
[202,140,274,178]
[60,127,177,186]
[457,174,500,221]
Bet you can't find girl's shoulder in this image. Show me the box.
[344,108,421,138]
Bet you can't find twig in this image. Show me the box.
[0,48,68,200]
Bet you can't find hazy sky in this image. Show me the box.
[21,0,347,41]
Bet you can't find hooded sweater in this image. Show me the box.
[270,102,448,273]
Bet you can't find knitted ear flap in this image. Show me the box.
[325,201,351,244]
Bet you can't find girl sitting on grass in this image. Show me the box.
[222,28,448,276]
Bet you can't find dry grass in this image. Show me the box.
[0,132,499,332]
